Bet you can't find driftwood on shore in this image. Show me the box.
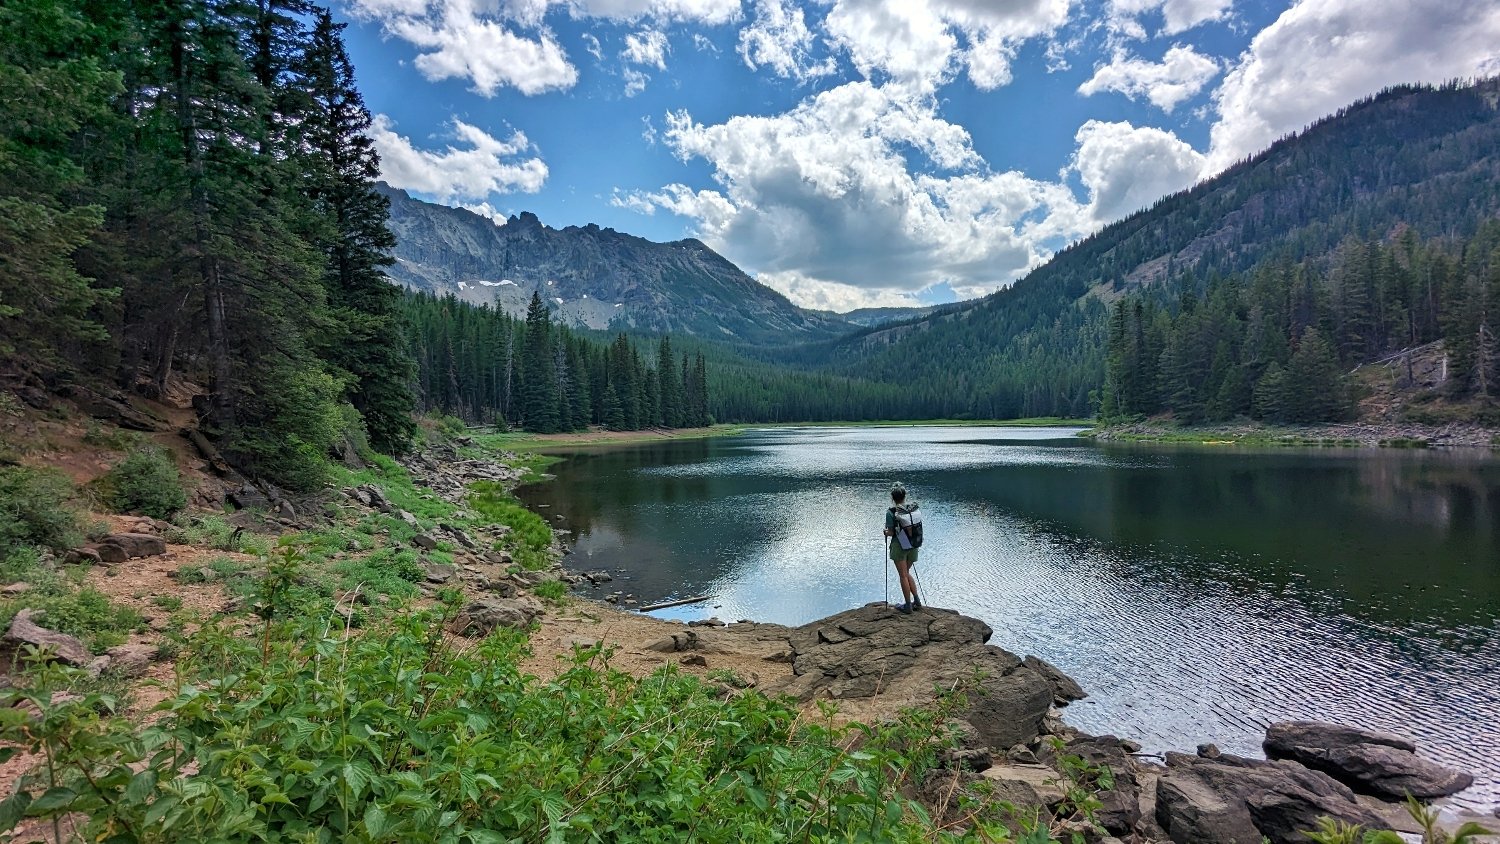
[639,594,715,612]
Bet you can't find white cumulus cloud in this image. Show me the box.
[1070,120,1204,222]
[1108,0,1233,38]
[737,0,836,80]
[1079,44,1219,112]
[615,81,1093,308]
[822,0,1073,92]
[622,28,670,67]
[370,114,549,201]
[1205,0,1500,173]
[348,0,742,97]
[350,0,577,96]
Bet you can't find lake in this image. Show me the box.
[516,425,1500,813]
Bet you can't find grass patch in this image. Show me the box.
[469,481,554,571]
[173,556,251,586]
[331,455,454,526]
[534,579,567,604]
[166,515,272,556]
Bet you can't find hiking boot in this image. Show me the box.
[911,596,922,610]
[895,602,912,614]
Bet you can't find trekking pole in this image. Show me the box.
[883,536,889,606]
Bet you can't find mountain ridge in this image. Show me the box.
[378,183,852,345]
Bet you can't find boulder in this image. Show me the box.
[1154,751,1386,844]
[412,534,439,550]
[93,533,167,563]
[979,763,1067,807]
[446,598,541,637]
[1263,720,1474,800]
[227,485,271,511]
[423,563,456,584]
[104,643,155,678]
[6,609,90,666]
[767,604,1056,752]
[1024,655,1087,703]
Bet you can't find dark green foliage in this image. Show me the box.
[0,0,118,362]
[401,292,716,433]
[0,0,417,490]
[0,466,82,554]
[100,448,187,520]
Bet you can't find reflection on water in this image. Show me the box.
[517,426,1500,812]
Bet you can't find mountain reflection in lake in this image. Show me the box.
[517,426,1500,812]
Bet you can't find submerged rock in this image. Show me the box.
[1263,720,1475,800]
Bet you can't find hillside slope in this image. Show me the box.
[380,185,851,345]
[801,79,1500,419]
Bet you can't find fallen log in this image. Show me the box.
[639,594,715,612]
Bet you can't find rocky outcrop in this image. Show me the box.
[5,609,90,667]
[768,604,1057,752]
[446,597,542,637]
[1154,751,1386,844]
[1263,721,1475,800]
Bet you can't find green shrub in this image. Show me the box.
[0,465,82,553]
[100,447,187,519]
[0,607,1063,843]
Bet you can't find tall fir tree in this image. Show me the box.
[518,293,560,432]
[297,7,415,452]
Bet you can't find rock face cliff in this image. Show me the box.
[378,184,851,345]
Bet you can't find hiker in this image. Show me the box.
[884,482,923,613]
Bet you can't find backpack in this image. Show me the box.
[890,503,923,550]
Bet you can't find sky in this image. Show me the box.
[338,0,1500,312]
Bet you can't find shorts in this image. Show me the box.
[890,545,918,564]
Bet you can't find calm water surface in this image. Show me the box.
[517,426,1500,812]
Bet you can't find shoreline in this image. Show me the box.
[473,417,1095,454]
[1090,419,1500,449]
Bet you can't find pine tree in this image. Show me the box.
[518,293,560,432]
[657,337,680,427]
[297,8,415,452]
[0,0,117,363]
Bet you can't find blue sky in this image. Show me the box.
[338,0,1500,311]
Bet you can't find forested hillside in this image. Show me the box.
[781,79,1500,422]
[1101,224,1500,425]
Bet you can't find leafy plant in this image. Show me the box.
[1308,796,1494,844]
[99,447,187,519]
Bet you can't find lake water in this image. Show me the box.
[517,426,1500,812]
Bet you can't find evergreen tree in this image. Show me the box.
[297,7,415,452]
[518,293,560,432]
